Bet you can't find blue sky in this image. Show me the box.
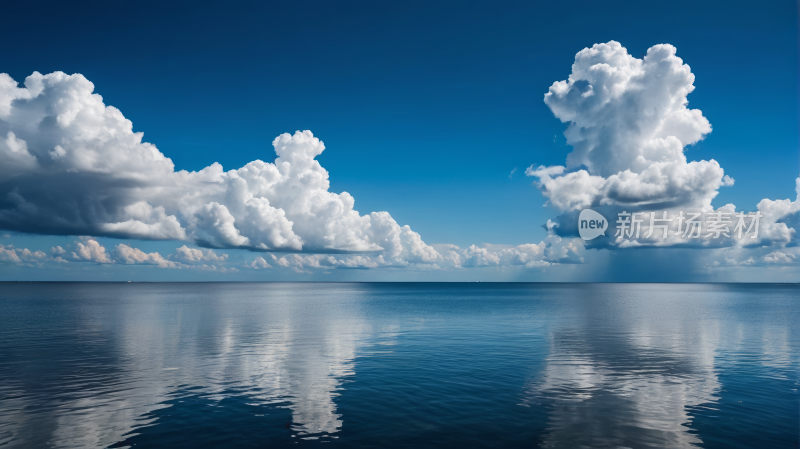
[0,0,798,281]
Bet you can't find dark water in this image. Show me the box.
[0,283,797,448]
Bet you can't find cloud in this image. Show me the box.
[279,233,586,271]
[0,71,438,266]
[108,241,230,270]
[71,238,113,263]
[172,245,228,263]
[247,256,272,269]
[0,236,239,271]
[452,239,581,268]
[0,243,47,264]
[0,242,65,266]
[261,232,584,272]
[0,245,20,263]
[753,177,800,245]
[1,232,582,273]
[528,41,726,212]
[703,245,799,270]
[526,41,800,262]
[760,251,796,265]
[114,244,181,268]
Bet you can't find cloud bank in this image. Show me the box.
[0,236,582,274]
[0,71,575,271]
[2,237,237,272]
[0,71,446,265]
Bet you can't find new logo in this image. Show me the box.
[579,209,608,240]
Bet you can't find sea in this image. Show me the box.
[0,282,797,448]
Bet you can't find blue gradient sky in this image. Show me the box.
[0,0,797,281]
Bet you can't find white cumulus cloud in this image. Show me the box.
[114,244,181,268]
[760,251,796,265]
[0,244,47,264]
[0,71,438,266]
[529,41,726,211]
[527,41,800,263]
[71,238,113,263]
[172,245,228,263]
[247,256,272,269]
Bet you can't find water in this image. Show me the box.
[0,283,797,448]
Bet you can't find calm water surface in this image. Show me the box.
[0,283,797,448]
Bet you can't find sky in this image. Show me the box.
[0,0,798,282]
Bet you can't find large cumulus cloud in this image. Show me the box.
[529,41,728,211]
[0,71,440,265]
[529,41,800,260]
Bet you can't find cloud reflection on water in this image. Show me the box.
[1,283,797,448]
[522,285,724,447]
[1,284,377,447]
